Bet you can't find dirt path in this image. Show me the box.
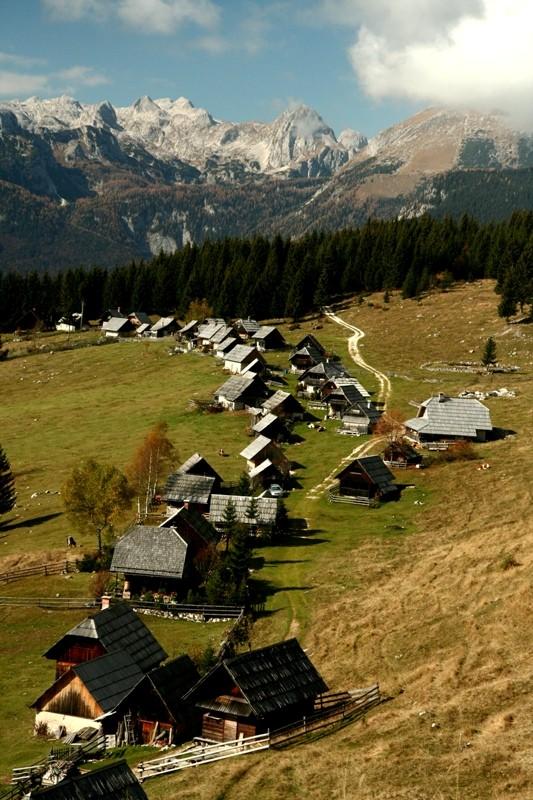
[325,309,391,407]
[305,310,391,500]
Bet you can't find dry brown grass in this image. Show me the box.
[146,282,533,800]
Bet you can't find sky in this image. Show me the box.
[1,1,533,136]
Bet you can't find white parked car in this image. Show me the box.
[269,484,284,497]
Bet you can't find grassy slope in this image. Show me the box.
[1,283,532,798]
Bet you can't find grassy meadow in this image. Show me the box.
[1,281,533,798]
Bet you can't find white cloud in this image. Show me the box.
[321,0,533,127]
[43,0,108,21]
[0,52,47,68]
[42,0,220,33]
[56,65,109,87]
[0,71,50,97]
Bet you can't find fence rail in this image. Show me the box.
[328,490,373,507]
[0,560,77,584]
[0,596,98,609]
[126,600,244,619]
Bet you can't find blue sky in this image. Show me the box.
[0,0,422,137]
[4,2,528,134]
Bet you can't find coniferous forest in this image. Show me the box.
[1,211,533,332]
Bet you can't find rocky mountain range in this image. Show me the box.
[2,96,533,271]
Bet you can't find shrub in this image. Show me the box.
[35,721,50,738]
[501,554,520,570]
[435,441,477,463]
[89,570,112,599]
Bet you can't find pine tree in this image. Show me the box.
[481,336,497,367]
[0,445,16,519]
[221,498,238,552]
[226,524,253,601]
[236,472,251,496]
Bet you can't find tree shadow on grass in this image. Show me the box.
[0,512,62,532]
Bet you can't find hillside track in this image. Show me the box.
[305,310,391,500]
[324,309,391,407]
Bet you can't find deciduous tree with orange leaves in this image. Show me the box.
[127,421,177,518]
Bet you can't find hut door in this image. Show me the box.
[224,719,238,741]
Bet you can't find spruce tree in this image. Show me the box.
[226,524,253,601]
[0,445,16,518]
[481,336,497,367]
[221,498,238,552]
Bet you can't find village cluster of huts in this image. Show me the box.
[32,601,328,750]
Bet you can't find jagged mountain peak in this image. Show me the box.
[132,95,161,114]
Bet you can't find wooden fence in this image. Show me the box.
[136,685,382,780]
[0,596,98,609]
[328,489,374,507]
[126,599,245,620]
[0,560,77,584]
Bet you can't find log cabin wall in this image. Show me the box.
[201,713,257,742]
[55,642,106,677]
[41,675,103,720]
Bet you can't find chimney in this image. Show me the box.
[101,595,111,610]
[438,392,447,403]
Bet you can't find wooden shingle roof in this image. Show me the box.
[215,373,258,401]
[240,435,272,461]
[110,526,188,580]
[184,639,328,719]
[224,344,257,364]
[405,394,493,438]
[148,655,200,721]
[30,760,148,800]
[260,390,304,415]
[162,472,215,504]
[209,494,278,524]
[335,455,396,492]
[73,651,144,713]
[43,603,167,673]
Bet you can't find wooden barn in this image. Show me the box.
[259,390,305,421]
[101,317,134,338]
[209,494,278,529]
[333,456,399,503]
[175,319,199,350]
[196,321,225,349]
[234,318,260,340]
[383,440,423,468]
[251,326,287,351]
[32,651,199,744]
[214,373,271,411]
[183,639,328,742]
[224,344,266,375]
[110,508,218,597]
[251,412,288,442]
[176,453,223,488]
[289,338,325,373]
[43,602,167,679]
[215,335,239,359]
[298,361,350,397]
[404,393,493,444]
[162,472,216,513]
[146,317,179,338]
[30,760,148,800]
[338,401,382,435]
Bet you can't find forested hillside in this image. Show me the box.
[2,212,533,331]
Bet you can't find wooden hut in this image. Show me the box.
[298,361,350,397]
[224,345,266,375]
[183,639,328,742]
[43,602,167,679]
[260,390,305,420]
[383,440,423,468]
[234,318,260,340]
[251,326,287,351]
[176,453,223,488]
[110,508,218,597]
[214,374,271,411]
[162,473,216,513]
[333,456,399,504]
[404,393,493,444]
[146,317,179,338]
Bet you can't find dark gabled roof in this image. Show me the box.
[74,651,145,713]
[326,383,367,406]
[224,344,258,364]
[289,345,323,365]
[177,452,222,483]
[110,525,188,580]
[294,334,326,354]
[215,373,269,403]
[30,760,148,800]
[185,639,328,719]
[209,494,278,524]
[161,505,219,545]
[128,311,151,325]
[329,377,370,398]
[344,402,381,423]
[44,603,167,672]
[300,361,350,382]
[162,472,215,504]
[335,455,395,491]
[149,655,200,721]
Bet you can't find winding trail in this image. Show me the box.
[305,309,391,500]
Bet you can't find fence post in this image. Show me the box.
[303,716,306,733]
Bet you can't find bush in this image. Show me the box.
[501,553,520,570]
[89,570,112,599]
[434,441,477,463]
[77,544,114,573]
